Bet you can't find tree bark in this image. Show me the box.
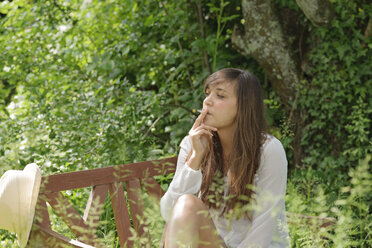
[232,0,304,166]
[232,0,300,110]
[296,0,334,27]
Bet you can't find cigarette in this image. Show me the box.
[197,109,202,113]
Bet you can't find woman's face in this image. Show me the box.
[202,81,238,130]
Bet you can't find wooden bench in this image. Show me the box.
[27,156,335,247]
[28,157,178,248]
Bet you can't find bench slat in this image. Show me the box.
[29,224,94,248]
[109,182,133,247]
[34,196,51,230]
[142,177,164,199]
[83,184,109,230]
[45,192,103,246]
[126,179,147,239]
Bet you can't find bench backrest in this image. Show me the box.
[28,157,178,248]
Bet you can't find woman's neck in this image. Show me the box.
[218,126,235,158]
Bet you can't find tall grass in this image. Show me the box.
[286,155,371,247]
[1,156,370,247]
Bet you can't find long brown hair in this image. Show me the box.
[199,68,267,218]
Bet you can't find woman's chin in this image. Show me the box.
[203,118,212,125]
[203,119,216,128]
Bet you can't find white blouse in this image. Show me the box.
[160,135,290,248]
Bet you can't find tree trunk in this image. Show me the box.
[232,0,300,109]
[232,0,303,165]
[231,0,335,166]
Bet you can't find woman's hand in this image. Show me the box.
[187,109,217,170]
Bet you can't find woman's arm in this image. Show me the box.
[161,109,216,221]
[237,137,289,248]
[160,136,203,221]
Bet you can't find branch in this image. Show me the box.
[194,1,212,74]
[362,18,371,48]
[144,110,171,137]
[295,0,334,27]
[365,18,371,38]
[4,84,17,106]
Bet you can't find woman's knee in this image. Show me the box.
[171,194,206,220]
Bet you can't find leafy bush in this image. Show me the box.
[287,155,372,247]
[298,0,372,171]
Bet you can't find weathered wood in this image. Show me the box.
[41,157,177,193]
[109,182,133,248]
[83,184,109,230]
[45,192,103,247]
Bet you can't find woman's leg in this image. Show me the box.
[164,194,226,248]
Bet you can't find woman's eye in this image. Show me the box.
[204,92,210,96]
[217,95,225,98]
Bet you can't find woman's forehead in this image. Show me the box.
[205,79,235,92]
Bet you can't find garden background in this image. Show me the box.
[0,0,371,247]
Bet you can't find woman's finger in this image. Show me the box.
[192,109,207,129]
[193,124,217,132]
[190,129,213,138]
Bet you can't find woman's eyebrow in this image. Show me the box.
[215,88,229,93]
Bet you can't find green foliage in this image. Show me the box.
[0,0,371,247]
[0,229,17,248]
[0,0,248,245]
[286,155,372,247]
[0,0,251,176]
[297,0,372,171]
[206,0,240,71]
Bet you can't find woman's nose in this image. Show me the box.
[203,95,212,106]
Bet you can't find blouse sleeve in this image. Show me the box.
[160,136,203,222]
[237,137,288,248]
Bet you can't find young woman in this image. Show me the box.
[160,68,290,248]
